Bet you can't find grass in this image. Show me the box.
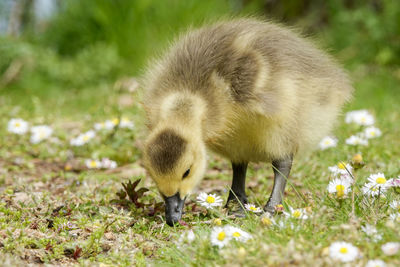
[1,25,400,267]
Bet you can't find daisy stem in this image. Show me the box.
[376,187,382,218]
[348,166,356,219]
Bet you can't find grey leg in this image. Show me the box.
[225,162,248,208]
[264,155,293,213]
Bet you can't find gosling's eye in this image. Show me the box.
[182,168,190,179]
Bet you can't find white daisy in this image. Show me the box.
[328,162,353,176]
[101,158,117,169]
[85,159,102,169]
[260,213,276,226]
[340,173,354,183]
[327,178,352,198]
[361,224,382,242]
[365,259,386,267]
[277,219,297,230]
[30,125,53,144]
[70,136,83,146]
[389,200,400,212]
[362,182,387,197]
[364,126,382,139]
[179,229,195,243]
[104,120,114,130]
[367,173,389,189]
[70,130,95,146]
[389,213,400,222]
[346,135,368,146]
[210,227,230,248]
[345,110,375,126]
[329,241,359,262]
[82,130,96,140]
[318,136,338,150]
[94,122,106,131]
[225,226,252,242]
[388,177,400,187]
[186,230,195,242]
[119,117,134,129]
[361,224,378,236]
[372,234,383,242]
[244,203,262,213]
[104,118,120,130]
[30,134,46,144]
[7,118,29,135]
[284,206,309,220]
[381,242,400,256]
[196,192,223,209]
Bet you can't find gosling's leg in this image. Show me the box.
[225,162,248,210]
[264,155,293,214]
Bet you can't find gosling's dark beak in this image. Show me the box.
[164,192,185,226]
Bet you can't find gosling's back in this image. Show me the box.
[143,19,353,162]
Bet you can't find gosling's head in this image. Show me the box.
[143,127,206,226]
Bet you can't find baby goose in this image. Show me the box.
[142,18,353,225]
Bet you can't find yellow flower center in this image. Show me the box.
[361,117,366,122]
[15,122,21,127]
[206,196,215,204]
[250,206,257,211]
[324,140,331,145]
[337,162,346,169]
[83,135,89,141]
[336,184,345,197]
[64,164,72,171]
[370,131,376,136]
[233,232,241,237]
[90,161,97,168]
[371,187,378,192]
[261,217,272,226]
[352,154,362,163]
[292,210,301,218]
[376,177,386,184]
[213,218,222,226]
[339,247,348,254]
[112,118,120,125]
[217,232,226,241]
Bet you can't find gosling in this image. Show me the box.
[142,18,353,226]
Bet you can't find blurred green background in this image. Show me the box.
[0,0,399,119]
